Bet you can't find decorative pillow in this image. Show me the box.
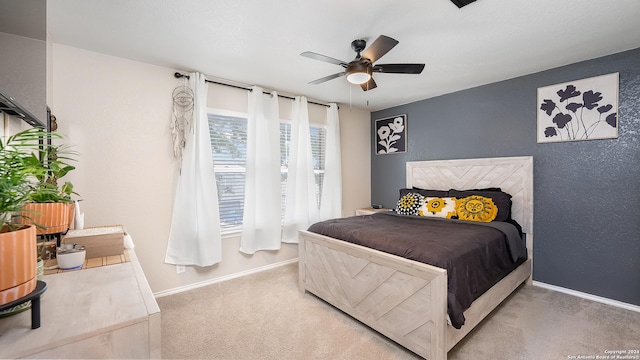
[455,196,498,222]
[408,187,449,198]
[448,189,512,222]
[418,197,457,219]
[395,192,423,216]
[399,188,448,202]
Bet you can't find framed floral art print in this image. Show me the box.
[376,114,407,155]
[537,73,618,143]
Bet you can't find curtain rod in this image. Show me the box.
[174,72,331,108]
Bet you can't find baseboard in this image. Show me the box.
[532,281,640,313]
[154,258,299,298]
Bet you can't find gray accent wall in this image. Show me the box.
[0,0,47,125]
[371,48,640,306]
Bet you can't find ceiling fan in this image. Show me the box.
[300,35,425,91]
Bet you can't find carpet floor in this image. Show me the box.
[157,263,640,360]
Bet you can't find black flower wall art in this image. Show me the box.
[376,114,407,155]
[537,73,618,143]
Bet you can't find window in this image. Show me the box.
[280,124,327,208]
[208,111,326,230]
[208,113,246,228]
[310,126,327,205]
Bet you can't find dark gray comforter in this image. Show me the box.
[307,212,527,329]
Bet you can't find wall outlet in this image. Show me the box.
[176,265,185,274]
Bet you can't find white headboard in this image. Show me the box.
[406,156,533,235]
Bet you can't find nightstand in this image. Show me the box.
[355,208,391,216]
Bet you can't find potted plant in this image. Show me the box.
[0,128,42,307]
[19,135,79,236]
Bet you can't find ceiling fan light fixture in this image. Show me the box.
[346,71,371,85]
[346,61,372,84]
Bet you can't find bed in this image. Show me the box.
[298,156,533,360]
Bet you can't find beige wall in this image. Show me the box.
[2,112,32,140]
[338,105,371,216]
[51,44,371,294]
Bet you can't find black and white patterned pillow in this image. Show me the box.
[395,192,423,216]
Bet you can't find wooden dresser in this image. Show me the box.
[0,250,160,359]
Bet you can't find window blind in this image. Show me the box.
[208,113,326,230]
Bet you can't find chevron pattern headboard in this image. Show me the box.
[406,156,533,235]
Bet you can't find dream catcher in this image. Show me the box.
[170,76,194,166]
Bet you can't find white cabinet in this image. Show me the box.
[0,250,160,359]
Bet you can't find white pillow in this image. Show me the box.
[418,197,457,219]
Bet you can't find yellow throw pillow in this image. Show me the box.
[455,196,498,222]
[418,197,457,219]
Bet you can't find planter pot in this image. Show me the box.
[37,258,44,280]
[0,259,42,318]
[19,202,73,235]
[0,225,37,306]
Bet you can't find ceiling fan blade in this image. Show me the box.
[309,72,346,85]
[300,52,347,67]
[360,77,377,91]
[361,35,398,63]
[373,63,425,74]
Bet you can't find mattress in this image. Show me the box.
[307,212,527,329]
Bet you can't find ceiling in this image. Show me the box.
[47,0,640,111]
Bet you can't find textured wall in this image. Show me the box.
[52,44,372,294]
[371,48,640,306]
[0,32,46,124]
[0,0,47,124]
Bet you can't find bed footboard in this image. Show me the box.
[298,230,448,360]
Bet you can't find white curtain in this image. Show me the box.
[319,103,342,220]
[240,87,282,254]
[282,96,319,243]
[165,72,222,267]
